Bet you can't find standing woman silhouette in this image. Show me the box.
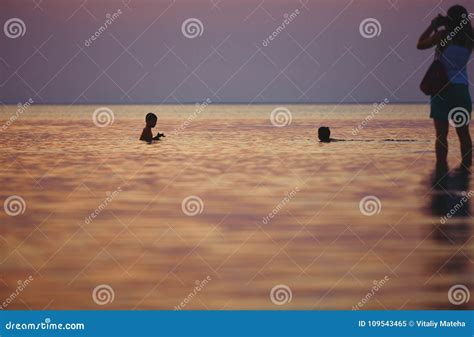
[417,5,473,171]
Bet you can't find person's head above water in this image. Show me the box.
[318,126,331,142]
[145,112,158,128]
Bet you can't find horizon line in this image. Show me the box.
[1,101,432,106]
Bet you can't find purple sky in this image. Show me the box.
[1,0,473,104]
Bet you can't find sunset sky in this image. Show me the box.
[1,0,473,104]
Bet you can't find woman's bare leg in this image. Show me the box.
[434,120,449,168]
[455,125,472,168]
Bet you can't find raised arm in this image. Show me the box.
[417,16,446,50]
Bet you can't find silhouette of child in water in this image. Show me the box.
[140,113,165,142]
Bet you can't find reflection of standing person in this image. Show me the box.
[426,167,472,309]
[417,5,473,170]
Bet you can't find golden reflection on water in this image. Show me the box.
[0,104,472,310]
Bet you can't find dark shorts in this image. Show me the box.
[430,84,472,121]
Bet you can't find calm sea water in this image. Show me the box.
[0,104,472,310]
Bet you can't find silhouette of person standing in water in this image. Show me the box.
[418,5,473,171]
